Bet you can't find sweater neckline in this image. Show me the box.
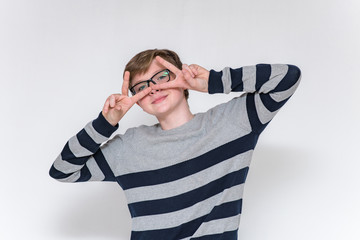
[154,113,201,135]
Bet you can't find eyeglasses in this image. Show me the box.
[129,69,172,96]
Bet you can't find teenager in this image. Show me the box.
[49,49,302,240]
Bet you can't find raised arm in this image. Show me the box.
[49,71,152,183]
[208,64,302,134]
[149,57,301,134]
[49,112,119,182]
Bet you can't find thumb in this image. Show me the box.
[131,87,152,103]
[188,64,199,75]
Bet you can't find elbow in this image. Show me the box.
[49,164,71,182]
[288,65,302,84]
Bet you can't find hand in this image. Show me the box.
[151,56,210,93]
[102,71,152,126]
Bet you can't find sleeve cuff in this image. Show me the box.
[208,69,224,94]
[92,111,119,138]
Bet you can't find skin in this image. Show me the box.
[102,56,210,130]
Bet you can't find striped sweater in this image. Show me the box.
[50,63,301,239]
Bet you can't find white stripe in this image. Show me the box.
[254,94,280,124]
[221,67,232,94]
[86,156,105,181]
[57,170,81,182]
[131,184,244,231]
[84,121,109,144]
[125,150,252,204]
[68,135,93,157]
[270,74,301,102]
[53,154,84,174]
[242,65,256,92]
[259,64,288,93]
[189,214,240,239]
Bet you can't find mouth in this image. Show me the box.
[152,95,168,104]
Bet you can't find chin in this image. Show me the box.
[150,106,173,117]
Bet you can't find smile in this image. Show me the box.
[152,95,168,104]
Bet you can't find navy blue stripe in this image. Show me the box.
[204,199,242,222]
[49,164,73,179]
[92,111,119,138]
[75,164,91,182]
[191,229,238,240]
[269,65,301,93]
[255,64,272,91]
[246,93,269,134]
[76,129,101,153]
[131,214,208,240]
[116,133,257,190]
[260,93,291,112]
[65,155,89,165]
[208,70,224,94]
[130,213,240,239]
[94,150,116,182]
[128,167,249,217]
[60,142,88,165]
[230,68,243,92]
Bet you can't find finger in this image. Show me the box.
[183,64,195,78]
[116,105,122,111]
[151,80,182,90]
[131,87,152,102]
[122,71,130,96]
[103,98,110,113]
[110,95,115,107]
[189,64,198,75]
[182,68,194,83]
[155,56,182,75]
[108,94,126,108]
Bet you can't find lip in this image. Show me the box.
[152,95,168,104]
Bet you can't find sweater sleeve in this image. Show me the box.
[208,64,302,134]
[49,111,119,182]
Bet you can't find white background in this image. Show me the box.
[1,0,359,239]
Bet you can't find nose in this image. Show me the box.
[150,88,159,95]
[149,81,159,94]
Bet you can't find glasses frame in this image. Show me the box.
[129,69,171,96]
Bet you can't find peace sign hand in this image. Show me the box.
[151,56,210,93]
[102,71,152,126]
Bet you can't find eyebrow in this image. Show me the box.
[132,69,164,86]
[151,69,162,75]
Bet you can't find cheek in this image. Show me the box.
[137,96,150,108]
[172,88,185,98]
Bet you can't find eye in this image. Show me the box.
[137,85,146,92]
[156,71,169,81]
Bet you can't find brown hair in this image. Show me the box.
[124,49,189,100]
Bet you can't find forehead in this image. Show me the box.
[131,60,165,85]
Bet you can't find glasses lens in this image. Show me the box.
[153,70,170,83]
[133,82,148,94]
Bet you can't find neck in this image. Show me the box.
[156,100,194,130]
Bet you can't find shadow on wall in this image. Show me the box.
[52,183,131,240]
[238,144,311,239]
[246,144,311,203]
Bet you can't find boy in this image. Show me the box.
[50,49,301,239]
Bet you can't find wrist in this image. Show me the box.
[199,80,209,93]
[208,69,223,94]
[101,112,119,127]
[93,111,119,137]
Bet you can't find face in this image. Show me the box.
[131,59,186,118]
